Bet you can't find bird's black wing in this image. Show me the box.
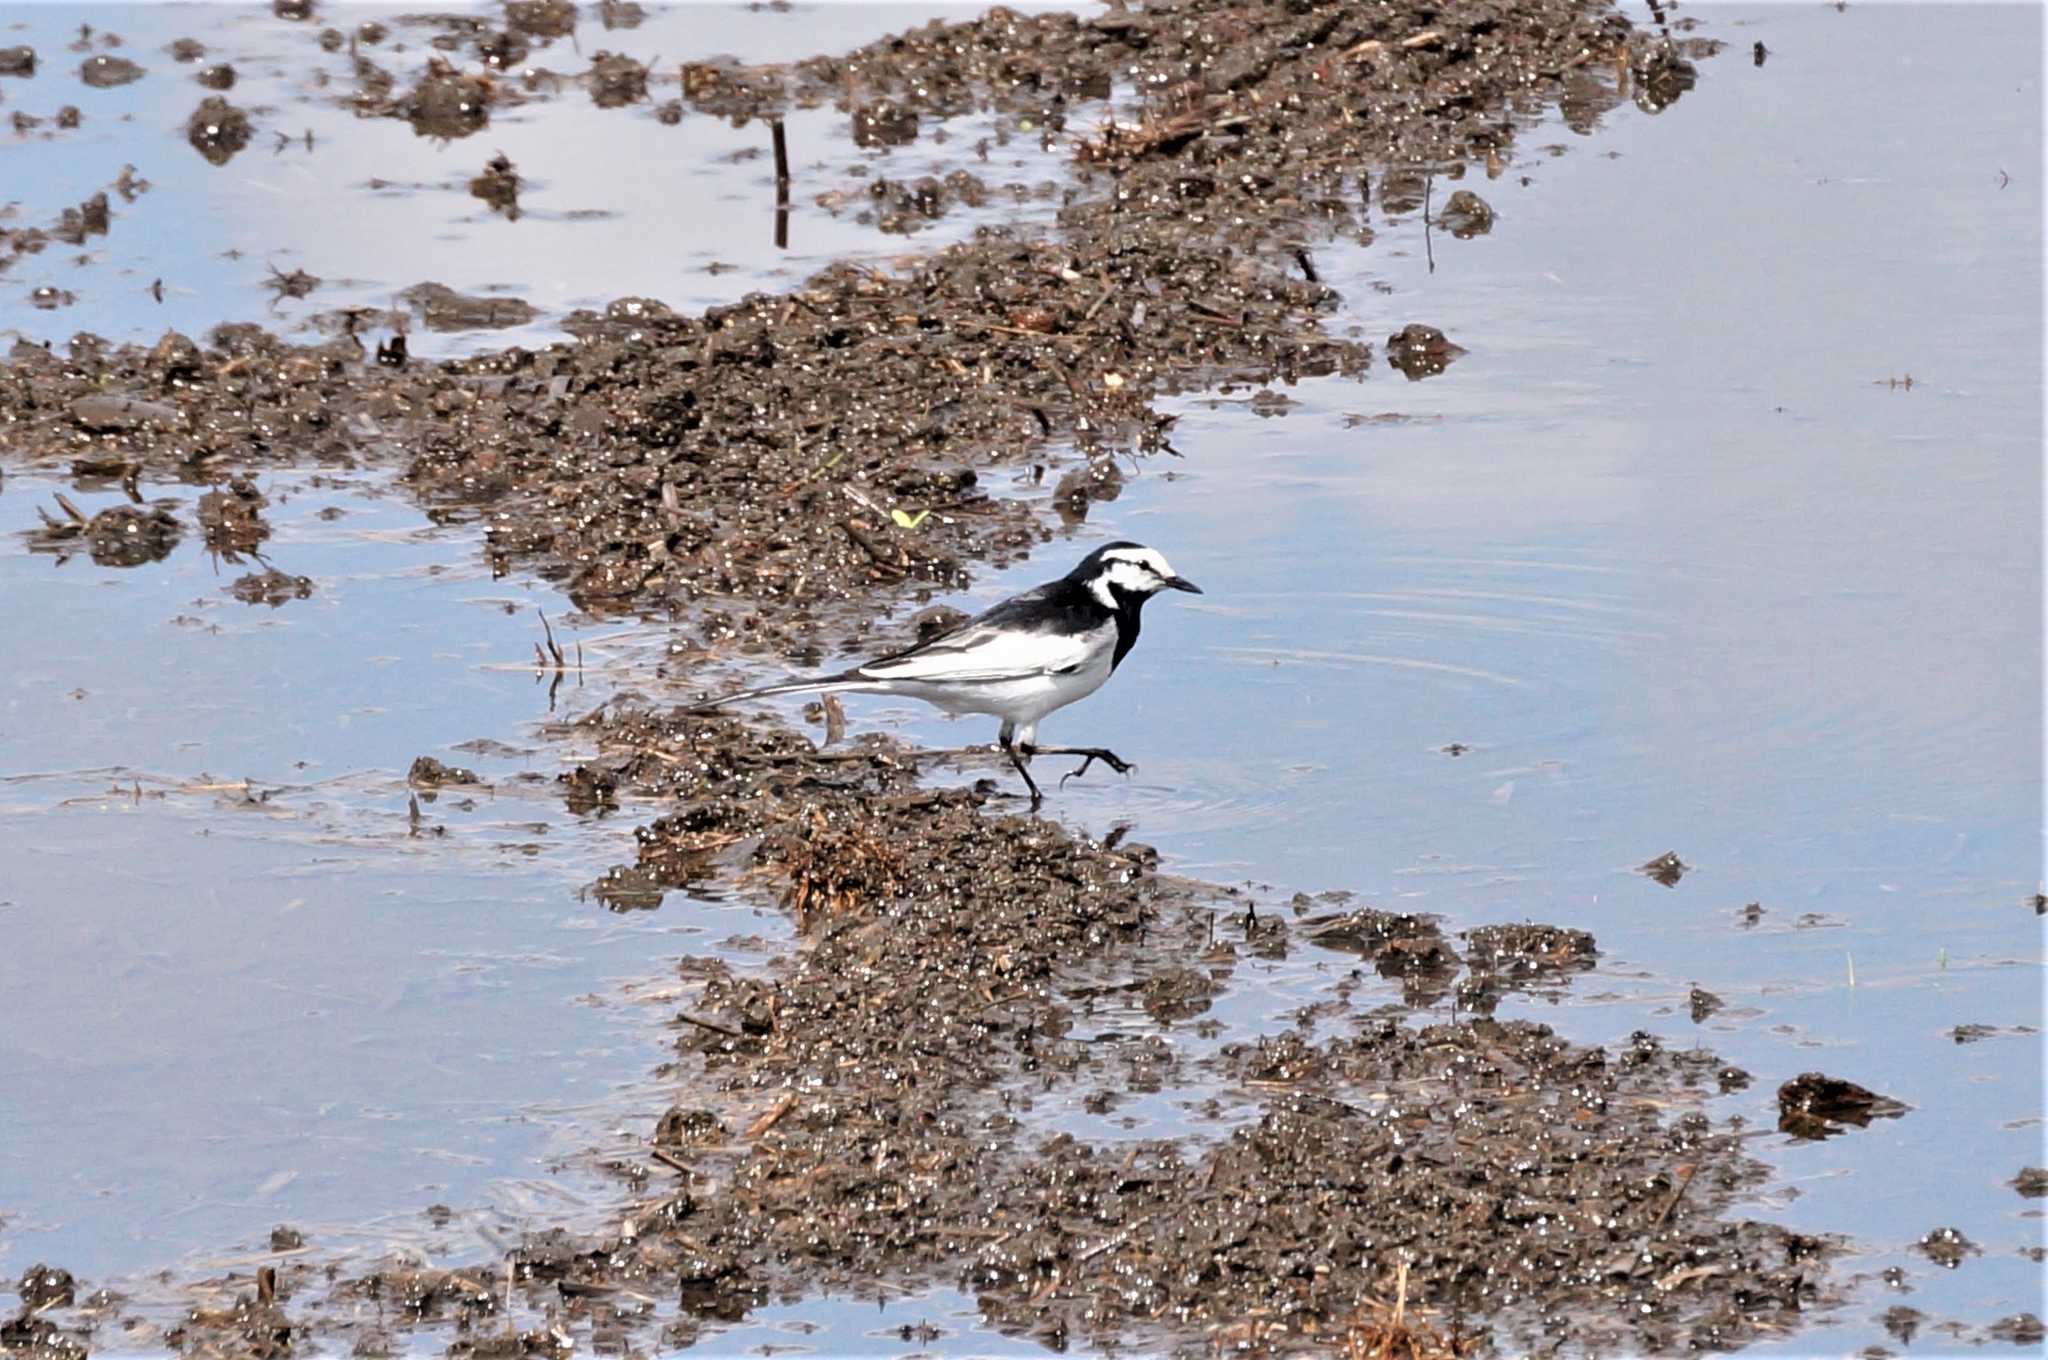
[852,581,1107,684]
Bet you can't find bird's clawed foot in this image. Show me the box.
[1024,745,1135,789]
[1059,750,1133,788]
[999,737,1131,806]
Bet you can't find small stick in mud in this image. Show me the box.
[839,519,906,573]
[747,1091,797,1137]
[1077,1210,1164,1264]
[677,1012,743,1039]
[1081,271,1116,324]
[1652,1162,1700,1226]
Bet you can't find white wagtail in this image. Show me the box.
[691,542,1201,804]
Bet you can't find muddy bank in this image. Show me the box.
[0,0,1857,1354]
[1,233,1349,662]
[423,712,1830,1356]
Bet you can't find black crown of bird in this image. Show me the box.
[689,541,1201,805]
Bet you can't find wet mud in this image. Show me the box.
[24,492,181,568]
[2,168,147,283]
[1639,850,1689,887]
[1384,324,1464,381]
[1775,1072,1910,1142]
[592,749,1820,1354]
[468,151,524,219]
[185,95,252,165]
[224,565,314,606]
[0,0,1882,1354]
[75,54,142,88]
[1436,189,1495,238]
[402,282,540,332]
[194,474,271,556]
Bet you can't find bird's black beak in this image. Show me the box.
[1164,575,1203,595]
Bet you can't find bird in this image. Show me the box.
[690,541,1202,805]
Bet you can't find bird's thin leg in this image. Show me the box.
[1000,722,1044,807]
[1021,744,1136,787]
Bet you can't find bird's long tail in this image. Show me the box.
[685,673,882,714]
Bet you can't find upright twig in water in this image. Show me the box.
[771,116,791,249]
[535,608,570,709]
[1423,171,1436,274]
[537,609,567,668]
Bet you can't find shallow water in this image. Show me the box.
[0,469,792,1282]
[0,0,2040,1353]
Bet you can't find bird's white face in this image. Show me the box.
[1088,545,1200,607]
